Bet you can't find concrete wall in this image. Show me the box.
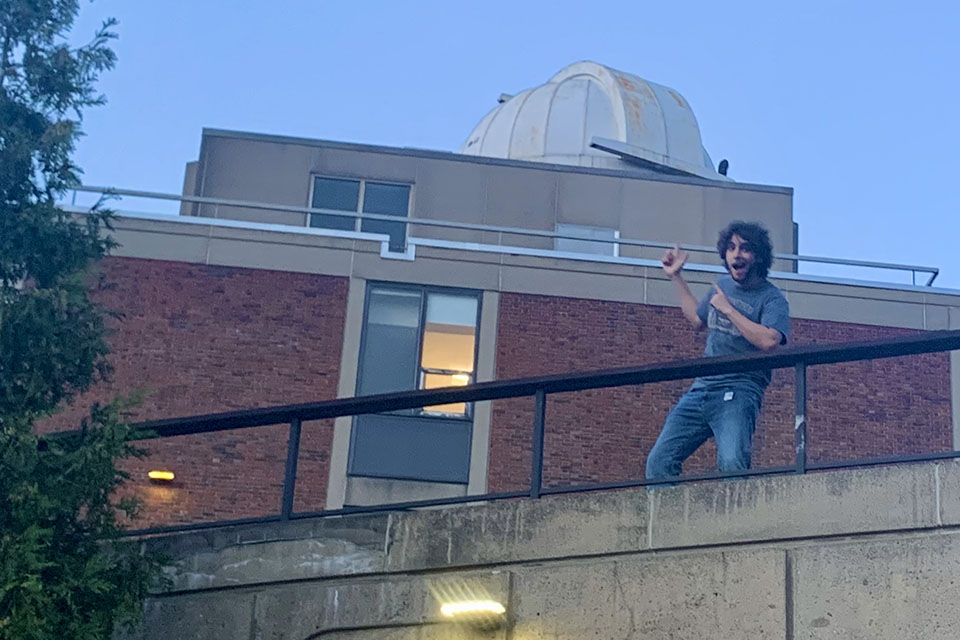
[124,460,960,639]
[192,130,795,268]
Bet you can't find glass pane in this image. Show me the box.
[367,288,420,327]
[349,413,471,482]
[421,294,478,372]
[362,183,409,216]
[313,177,361,210]
[555,223,618,256]
[357,288,421,395]
[420,293,478,415]
[425,293,477,326]
[361,182,410,252]
[311,177,359,231]
[421,372,470,415]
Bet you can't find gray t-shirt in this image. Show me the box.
[690,275,790,392]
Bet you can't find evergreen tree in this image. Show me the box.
[0,2,164,637]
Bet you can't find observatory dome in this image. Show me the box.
[459,61,726,180]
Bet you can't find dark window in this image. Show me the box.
[361,182,410,253]
[310,177,359,231]
[309,177,410,252]
[356,288,421,396]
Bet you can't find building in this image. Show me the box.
[61,62,959,529]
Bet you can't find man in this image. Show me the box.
[645,221,790,480]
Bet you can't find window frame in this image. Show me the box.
[354,281,483,423]
[554,223,621,257]
[307,174,414,252]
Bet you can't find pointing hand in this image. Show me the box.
[661,245,688,278]
[710,283,734,315]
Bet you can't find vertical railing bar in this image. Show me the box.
[530,389,547,499]
[281,418,303,520]
[795,362,807,474]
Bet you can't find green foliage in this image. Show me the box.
[1,401,162,640]
[0,2,166,637]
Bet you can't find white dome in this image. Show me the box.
[460,61,726,180]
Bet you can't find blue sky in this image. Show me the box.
[70,1,959,287]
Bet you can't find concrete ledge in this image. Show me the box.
[649,464,939,549]
[385,489,648,572]
[145,461,959,589]
[149,515,389,590]
[130,461,960,639]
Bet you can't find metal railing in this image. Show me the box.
[60,329,960,537]
[68,186,940,286]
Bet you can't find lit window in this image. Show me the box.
[420,293,478,416]
[309,176,410,252]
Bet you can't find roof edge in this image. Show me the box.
[200,128,794,196]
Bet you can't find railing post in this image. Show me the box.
[794,363,807,474]
[281,418,302,519]
[530,389,547,499]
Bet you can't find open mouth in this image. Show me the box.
[730,262,748,279]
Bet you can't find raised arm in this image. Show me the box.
[662,246,704,330]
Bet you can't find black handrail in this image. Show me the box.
[112,329,960,536]
[100,329,960,439]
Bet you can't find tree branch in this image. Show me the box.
[0,28,12,91]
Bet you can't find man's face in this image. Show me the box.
[724,234,756,283]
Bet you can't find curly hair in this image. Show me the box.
[716,221,773,279]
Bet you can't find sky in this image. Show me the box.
[69,1,960,287]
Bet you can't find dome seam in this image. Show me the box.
[645,81,669,160]
[506,87,538,160]
[472,109,498,156]
[541,79,564,160]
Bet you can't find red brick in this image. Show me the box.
[489,293,951,492]
[45,257,348,528]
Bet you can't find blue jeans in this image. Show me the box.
[645,385,762,479]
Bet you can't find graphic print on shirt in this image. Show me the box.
[707,297,756,337]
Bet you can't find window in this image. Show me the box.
[555,223,620,257]
[349,284,481,483]
[419,293,478,415]
[356,285,479,416]
[309,176,410,252]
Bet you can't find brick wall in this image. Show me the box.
[489,292,952,492]
[44,261,953,527]
[49,257,349,528]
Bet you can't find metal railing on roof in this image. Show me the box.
[68,185,940,286]
[49,329,960,537]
